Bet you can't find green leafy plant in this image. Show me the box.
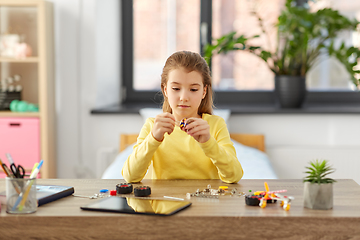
[303,159,336,184]
[204,0,360,87]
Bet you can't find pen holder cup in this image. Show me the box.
[6,177,37,214]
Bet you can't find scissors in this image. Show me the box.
[10,164,25,178]
[6,153,25,178]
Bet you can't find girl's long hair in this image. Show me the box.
[160,51,213,115]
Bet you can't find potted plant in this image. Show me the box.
[204,0,360,108]
[303,159,336,210]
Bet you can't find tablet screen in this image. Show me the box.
[80,197,192,216]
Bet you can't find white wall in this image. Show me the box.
[228,115,360,183]
[51,0,360,184]
[52,0,143,179]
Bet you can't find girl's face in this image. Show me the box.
[164,67,207,121]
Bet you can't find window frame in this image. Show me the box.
[121,0,360,106]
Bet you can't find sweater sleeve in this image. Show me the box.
[122,118,162,183]
[199,117,244,183]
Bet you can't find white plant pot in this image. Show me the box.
[303,182,333,210]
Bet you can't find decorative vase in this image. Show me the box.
[275,75,306,108]
[303,182,333,210]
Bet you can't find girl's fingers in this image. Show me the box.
[175,117,210,143]
[185,119,206,132]
[188,127,211,143]
[155,114,175,125]
[162,123,175,133]
[156,118,175,126]
[152,113,176,141]
[165,127,174,134]
[160,112,176,121]
[187,125,208,135]
[155,121,175,132]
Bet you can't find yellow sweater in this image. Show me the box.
[122,114,244,183]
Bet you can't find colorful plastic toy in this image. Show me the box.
[179,118,187,131]
[245,182,294,211]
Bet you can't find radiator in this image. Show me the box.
[96,147,118,178]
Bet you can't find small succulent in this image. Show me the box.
[303,159,336,184]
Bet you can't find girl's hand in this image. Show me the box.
[152,112,175,141]
[184,118,210,143]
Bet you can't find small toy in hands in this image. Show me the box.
[179,118,187,131]
[245,182,294,211]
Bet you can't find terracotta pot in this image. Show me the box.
[303,182,333,210]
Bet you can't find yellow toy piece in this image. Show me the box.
[264,182,270,192]
[283,203,291,211]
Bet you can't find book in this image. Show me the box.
[0,184,74,206]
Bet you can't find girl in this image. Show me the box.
[122,51,243,183]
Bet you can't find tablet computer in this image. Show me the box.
[80,197,192,216]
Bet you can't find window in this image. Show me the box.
[211,0,280,91]
[133,0,200,91]
[211,0,360,92]
[306,0,360,91]
[121,0,201,104]
[121,0,360,106]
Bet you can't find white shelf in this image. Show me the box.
[0,0,55,178]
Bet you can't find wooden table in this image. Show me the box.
[1,179,360,239]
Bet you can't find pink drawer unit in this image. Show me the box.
[0,118,40,178]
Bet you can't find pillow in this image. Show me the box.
[139,108,231,125]
[232,141,278,179]
[101,143,135,179]
[101,139,277,180]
